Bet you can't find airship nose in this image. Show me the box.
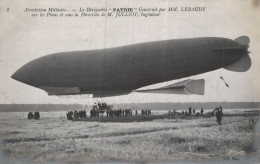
[11,65,34,86]
[11,70,22,82]
[11,58,45,87]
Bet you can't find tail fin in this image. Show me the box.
[224,36,251,72]
[224,53,251,72]
[235,36,250,45]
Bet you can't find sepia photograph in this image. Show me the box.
[0,0,260,163]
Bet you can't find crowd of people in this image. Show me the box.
[105,108,133,117]
[180,107,204,116]
[141,109,151,115]
[104,108,151,117]
[90,108,100,117]
[66,101,153,120]
[67,108,153,119]
[27,112,40,120]
[168,106,224,125]
[168,107,203,117]
[67,110,87,120]
[65,102,223,125]
[90,102,110,117]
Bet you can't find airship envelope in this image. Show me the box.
[11,36,251,98]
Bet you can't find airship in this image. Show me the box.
[11,36,251,98]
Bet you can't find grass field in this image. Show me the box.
[0,110,259,162]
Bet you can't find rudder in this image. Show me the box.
[235,36,250,45]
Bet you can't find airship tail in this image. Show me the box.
[224,36,251,72]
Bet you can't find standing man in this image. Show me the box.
[106,108,109,117]
[216,108,223,125]
[188,106,192,115]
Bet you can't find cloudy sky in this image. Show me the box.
[0,0,260,104]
